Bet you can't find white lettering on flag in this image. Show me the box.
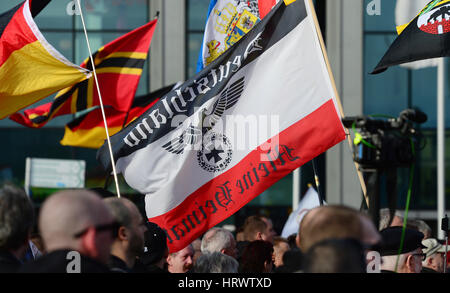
[98,0,345,252]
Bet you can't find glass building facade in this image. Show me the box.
[363,0,450,211]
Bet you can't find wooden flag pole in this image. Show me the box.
[307,0,369,207]
[76,0,122,198]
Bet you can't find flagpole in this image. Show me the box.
[438,58,446,240]
[312,158,324,206]
[76,0,122,198]
[307,0,368,207]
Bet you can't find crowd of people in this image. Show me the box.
[0,183,448,274]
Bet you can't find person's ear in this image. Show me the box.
[80,227,99,259]
[256,232,263,241]
[405,254,415,272]
[166,254,173,267]
[264,260,272,272]
[295,234,301,250]
[426,255,433,267]
[117,226,127,241]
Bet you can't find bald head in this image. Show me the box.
[39,189,113,252]
[297,205,379,253]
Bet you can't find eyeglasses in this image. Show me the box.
[412,253,427,261]
[73,221,120,238]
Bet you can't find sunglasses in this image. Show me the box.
[73,221,121,238]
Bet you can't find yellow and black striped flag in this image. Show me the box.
[10,18,158,127]
[0,0,90,120]
[60,84,174,149]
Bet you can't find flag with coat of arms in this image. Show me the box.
[97,0,346,252]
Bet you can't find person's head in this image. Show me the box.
[235,225,245,242]
[0,184,34,258]
[273,237,290,267]
[103,197,147,267]
[287,234,298,249]
[379,226,425,273]
[297,205,381,253]
[278,248,303,273]
[304,238,367,273]
[407,219,432,239]
[167,244,194,273]
[193,252,239,273]
[422,238,446,273]
[39,189,116,264]
[379,208,403,230]
[243,215,273,243]
[261,216,277,244]
[201,227,237,259]
[191,238,202,264]
[141,221,168,269]
[239,240,274,273]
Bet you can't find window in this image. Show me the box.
[0,1,150,192]
[0,0,150,128]
[363,0,450,209]
[185,0,210,79]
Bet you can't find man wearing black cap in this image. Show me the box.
[136,222,168,273]
[379,226,426,273]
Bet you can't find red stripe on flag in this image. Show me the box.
[148,99,345,252]
[259,0,277,19]
[0,3,38,67]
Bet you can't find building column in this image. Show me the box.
[325,0,364,209]
[149,0,185,91]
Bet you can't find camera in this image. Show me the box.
[342,108,427,169]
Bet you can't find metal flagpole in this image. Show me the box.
[76,0,121,198]
[437,58,446,240]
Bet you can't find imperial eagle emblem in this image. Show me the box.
[162,77,245,154]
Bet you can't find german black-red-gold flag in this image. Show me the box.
[372,0,450,74]
[0,0,91,119]
[60,84,174,149]
[10,18,158,128]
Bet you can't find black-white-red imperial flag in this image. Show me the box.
[97,0,346,252]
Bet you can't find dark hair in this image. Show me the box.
[274,248,303,273]
[287,234,297,249]
[0,184,34,250]
[303,238,366,273]
[239,240,273,273]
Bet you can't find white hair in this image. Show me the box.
[379,208,403,230]
[201,227,234,253]
[193,252,239,273]
[380,254,408,272]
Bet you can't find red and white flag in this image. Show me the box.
[97,0,346,252]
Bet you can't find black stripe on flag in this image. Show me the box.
[372,2,450,74]
[96,57,146,69]
[132,83,175,108]
[76,79,89,111]
[30,0,51,18]
[29,84,78,125]
[97,0,308,170]
[0,3,22,39]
